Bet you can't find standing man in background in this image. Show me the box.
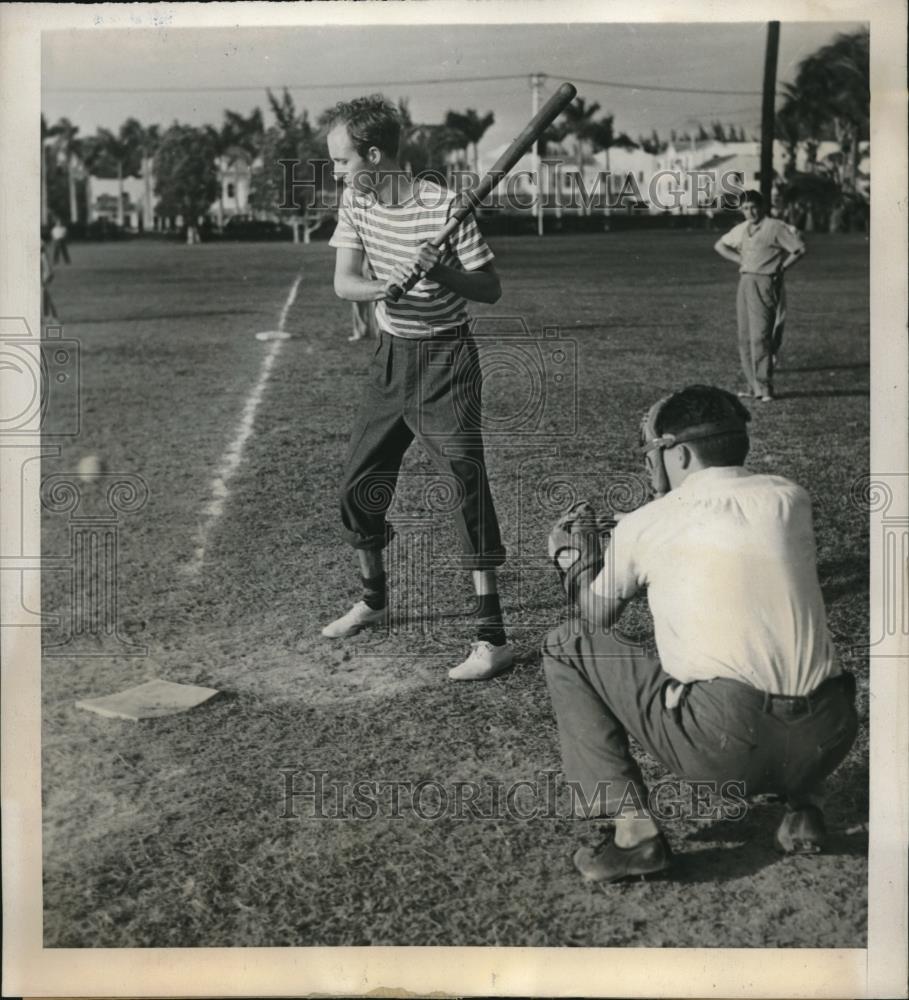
[714,190,805,402]
[50,217,71,264]
[41,239,59,324]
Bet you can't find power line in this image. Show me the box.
[560,73,776,98]
[46,70,783,98]
[44,73,529,95]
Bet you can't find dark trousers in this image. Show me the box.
[736,272,784,396]
[52,238,70,264]
[340,328,506,571]
[542,623,858,817]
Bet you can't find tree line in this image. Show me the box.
[41,27,868,234]
[40,92,507,232]
[41,88,639,231]
[774,27,869,230]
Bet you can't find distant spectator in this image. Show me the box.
[50,218,71,264]
[41,240,59,324]
[714,190,806,402]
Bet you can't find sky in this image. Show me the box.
[42,20,866,152]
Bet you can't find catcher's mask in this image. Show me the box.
[640,390,750,498]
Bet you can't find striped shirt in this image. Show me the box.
[330,179,494,339]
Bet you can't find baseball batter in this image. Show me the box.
[321,95,512,681]
[714,190,806,402]
[543,385,857,882]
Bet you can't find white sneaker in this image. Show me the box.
[321,601,386,639]
[448,641,514,681]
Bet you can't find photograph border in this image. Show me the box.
[2,1,906,996]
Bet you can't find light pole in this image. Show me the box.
[531,73,545,236]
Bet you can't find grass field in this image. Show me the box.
[40,230,870,948]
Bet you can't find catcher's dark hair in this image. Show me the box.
[325,95,402,158]
[657,384,751,466]
[741,189,764,206]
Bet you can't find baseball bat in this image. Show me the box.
[386,81,578,302]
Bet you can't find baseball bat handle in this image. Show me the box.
[385,274,418,303]
[385,82,577,304]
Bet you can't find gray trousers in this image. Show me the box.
[541,622,857,818]
[736,272,785,396]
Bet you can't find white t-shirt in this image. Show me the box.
[591,466,838,695]
[720,217,804,275]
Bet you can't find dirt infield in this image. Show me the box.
[40,232,869,947]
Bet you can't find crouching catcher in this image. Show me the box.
[542,385,858,883]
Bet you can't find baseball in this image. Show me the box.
[77,454,104,479]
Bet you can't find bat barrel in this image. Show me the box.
[459,82,577,212]
[387,82,578,301]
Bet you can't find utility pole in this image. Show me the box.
[760,21,780,212]
[531,73,544,236]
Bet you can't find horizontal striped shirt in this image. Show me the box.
[330,180,494,339]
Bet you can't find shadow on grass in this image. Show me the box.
[674,812,868,884]
[776,389,868,399]
[669,842,780,883]
[781,363,869,374]
[819,555,868,605]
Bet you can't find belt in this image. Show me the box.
[383,323,470,343]
[709,672,854,719]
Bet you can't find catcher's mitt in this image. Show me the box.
[548,500,615,601]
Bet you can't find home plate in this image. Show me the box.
[255,330,292,341]
[75,679,220,721]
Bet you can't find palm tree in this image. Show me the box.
[536,117,571,216]
[96,125,141,227]
[780,28,869,192]
[775,100,804,180]
[78,133,109,224]
[810,29,869,191]
[443,108,495,174]
[587,114,636,172]
[138,124,161,231]
[562,97,601,166]
[250,89,328,229]
[116,118,161,230]
[561,97,601,213]
[210,109,265,222]
[585,115,636,213]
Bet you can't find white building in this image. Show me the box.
[211,149,255,226]
[87,150,258,232]
[477,136,868,216]
[87,175,148,229]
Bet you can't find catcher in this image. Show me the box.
[543,384,858,883]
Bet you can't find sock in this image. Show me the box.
[476,592,506,646]
[361,572,387,611]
